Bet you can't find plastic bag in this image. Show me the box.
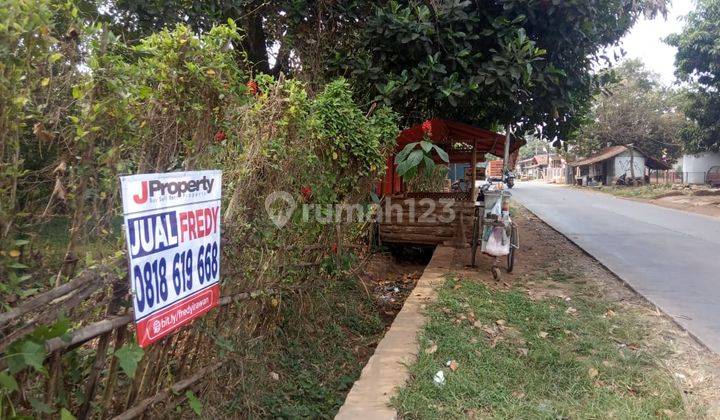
[485,226,510,256]
[489,197,502,217]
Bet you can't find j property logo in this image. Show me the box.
[133,176,215,204]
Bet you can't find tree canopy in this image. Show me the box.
[666,0,720,153]
[570,60,685,162]
[341,0,667,141]
[100,0,668,142]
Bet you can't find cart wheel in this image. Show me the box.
[507,223,518,273]
[492,266,501,280]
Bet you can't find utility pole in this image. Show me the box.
[503,125,511,178]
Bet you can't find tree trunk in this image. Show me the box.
[239,9,270,74]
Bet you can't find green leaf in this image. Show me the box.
[8,262,28,269]
[21,341,47,375]
[0,372,18,392]
[420,140,433,153]
[433,145,450,163]
[186,390,203,415]
[396,159,412,176]
[114,343,144,379]
[71,86,82,100]
[406,149,425,167]
[29,397,54,414]
[60,408,77,420]
[423,156,436,172]
[394,142,418,163]
[30,315,71,342]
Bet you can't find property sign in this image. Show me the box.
[120,170,222,347]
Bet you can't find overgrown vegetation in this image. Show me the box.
[210,277,386,418]
[4,0,711,417]
[0,2,398,417]
[92,0,669,141]
[394,277,687,418]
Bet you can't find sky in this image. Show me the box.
[612,0,696,86]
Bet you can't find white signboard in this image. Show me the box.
[120,170,222,347]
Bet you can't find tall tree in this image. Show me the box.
[571,60,685,163]
[338,0,668,140]
[102,0,668,139]
[666,0,720,153]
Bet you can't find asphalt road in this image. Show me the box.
[512,182,720,353]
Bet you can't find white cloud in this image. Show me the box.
[612,0,696,85]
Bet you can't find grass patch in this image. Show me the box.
[595,184,684,200]
[393,277,687,419]
[215,276,386,418]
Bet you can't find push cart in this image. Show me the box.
[470,186,519,279]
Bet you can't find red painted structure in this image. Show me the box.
[379,119,524,195]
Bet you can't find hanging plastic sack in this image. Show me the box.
[485,226,510,256]
[489,196,502,217]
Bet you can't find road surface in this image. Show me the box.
[512,182,720,353]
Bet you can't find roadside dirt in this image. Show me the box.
[448,205,720,417]
[575,183,720,219]
[652,193,720,219]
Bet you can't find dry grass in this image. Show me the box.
[396,206,720,418]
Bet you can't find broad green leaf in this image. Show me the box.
[433,145,449,163]
[114,343,144,379]
[0,372,18,392]
[394,142,418,164]
[186,391,203,415]
[406,149,425,167]
[396,159,411,176]
[420,140,433,153]
[21,341,47,375]
[423,156,436,172]
[60,408,77,420]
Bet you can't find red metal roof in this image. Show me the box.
[396,119,524,159]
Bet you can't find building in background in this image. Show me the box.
[517,153,566,183]
[681,152,720,184]
[570,145,670,186]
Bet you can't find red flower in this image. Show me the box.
[214,130,226,142]
[246,80,259,96]
[421,120,433,136]
[301,185,312,200]
[331,243,338,254]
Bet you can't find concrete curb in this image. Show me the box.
[335,246,454,420]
